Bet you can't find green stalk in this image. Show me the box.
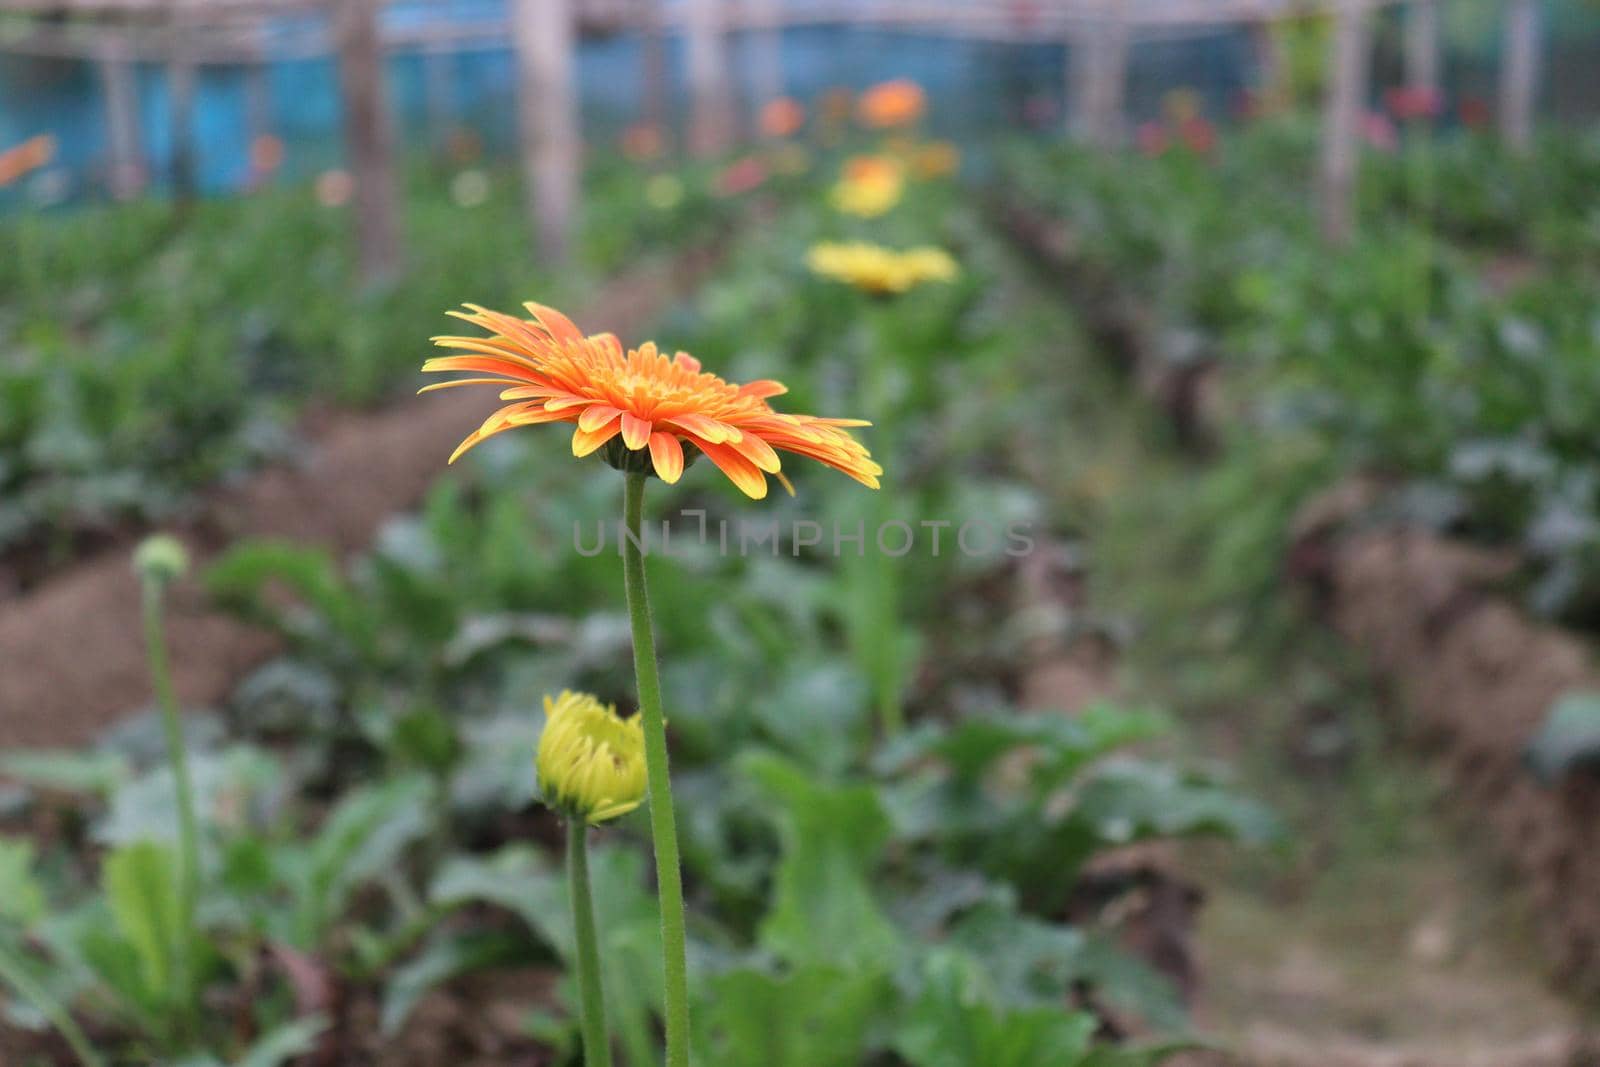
[567,824,613,1067]
[140,580,201,1027]
[0,938,105,1067]
[620,472,690,1067]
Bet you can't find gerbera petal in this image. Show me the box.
[572,417,623,457]
[544,394,593,412]
[699,442,769,499]
[421,355,540,380]
[620,412,653,450]
[417,377,527,394]
[523,301,585,343]
[578,404,624,432]
[730,431,782,473]
[738,379,788,399]
[648,432,685,484]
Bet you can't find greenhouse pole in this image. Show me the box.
[639,0,669,130]
[513,0,578,263]
[99,38,145,199]
[1070,0,1130,149]
[334,0,403,282]
[1404,0,1439,99]
[1500,0,1540,153]
[687,0,733,155]
[1319,0,1372,244]
[748,0,784,126]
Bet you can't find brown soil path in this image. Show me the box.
[0,246,720,749]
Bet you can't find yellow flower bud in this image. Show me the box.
[536,690,648,824]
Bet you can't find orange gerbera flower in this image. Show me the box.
[857,79,925,128]
[760,96,806,138]
[422,303,881,500]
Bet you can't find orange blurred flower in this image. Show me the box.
[249,134,285,175]
[422,302,881,499]
[621,122,666,162]
[0,134,56,187]
[857,79,925,128]
[760,96,806,138]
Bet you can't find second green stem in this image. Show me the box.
[567,823,612,1067]
[141,581,201,1033]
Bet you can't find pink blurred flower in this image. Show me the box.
[1136,121,1169,157]
[1178,116,1217,156]
[1384,86,1443,121]
[1361,111,1398,152]
[715,156,768,196]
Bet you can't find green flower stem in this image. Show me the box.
[621,472,690,1067]
[567,823,613,1067]
[139,580,201,1024]
[0,939,105,1067]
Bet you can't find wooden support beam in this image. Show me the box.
[1070,0,1130,148]
[687,0,733,155]
[1499,0,1540,153]
[747,0,784,127]
[335,0,402,281]
[99,39,145,198]
[1404,0,1439,97]
[512,0,578,263]
[1319,0,1372,243]
[636,0,668,129]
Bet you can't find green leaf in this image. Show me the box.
[429,845,563,946]
[428,844,663,1067]
[103,841,184,1005]
[1070,763,1282,847]
[205,541,374,660]
[741,751,901,970]
[382,931,529,1035]
[696,964,893,1067]
[0,750,129,796]
[0,838,47,928]
[894,948,1099,1067]
[294,774,433,946]
[1525,690,1600,783]
[234,1015,330,1067]
[949,902,1187,1033]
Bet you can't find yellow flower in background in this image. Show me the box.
[537,690,647,824]
[831,154,904,217]
[858,78,926,128]
[806,241,959,296]
[423,302,881,498]
[911,140,961,179]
